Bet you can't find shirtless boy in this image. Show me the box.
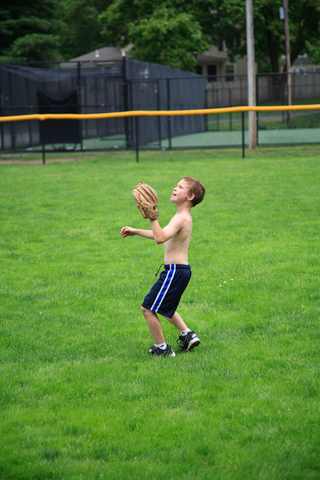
[120,176,205,357]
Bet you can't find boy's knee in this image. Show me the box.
[141,305,148,316]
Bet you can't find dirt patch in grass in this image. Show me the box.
[0,157,79,164]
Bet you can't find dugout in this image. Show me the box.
[0,59,206,153]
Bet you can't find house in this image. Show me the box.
[61,43,251,80]
[60,46,131,68]
[195,43,249,80]
[288,54,320,74]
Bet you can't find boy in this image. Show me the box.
[120,176,205,357]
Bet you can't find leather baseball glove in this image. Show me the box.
[132,182,159,220]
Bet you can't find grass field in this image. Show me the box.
[0,147,319,480]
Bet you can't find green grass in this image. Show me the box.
[0,147,319,480]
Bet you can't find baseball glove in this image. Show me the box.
[132,182,159,220]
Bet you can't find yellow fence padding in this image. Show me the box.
[0,105,320,122]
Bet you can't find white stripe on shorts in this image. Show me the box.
[151,264,176,313]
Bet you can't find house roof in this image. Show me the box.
[196,54,225,64]
[61,47,225,69]
[60,47,131,68]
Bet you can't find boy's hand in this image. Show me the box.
[132,182,159,220]
[120,226,136,238]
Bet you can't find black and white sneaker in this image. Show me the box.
[148,345,176,357]
[177,331,200,352]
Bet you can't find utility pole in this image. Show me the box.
[283,0,292,122]
[246,0,257,150]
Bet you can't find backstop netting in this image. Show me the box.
[0,59,206,152]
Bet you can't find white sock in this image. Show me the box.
[155,343,167,350]
[180,328,191,336]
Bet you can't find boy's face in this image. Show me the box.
[170,179,194,205]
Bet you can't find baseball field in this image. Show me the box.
[0,146,319,479]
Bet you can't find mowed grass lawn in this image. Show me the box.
[0,147,319,480]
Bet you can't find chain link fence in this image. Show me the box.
[1,59,320,158]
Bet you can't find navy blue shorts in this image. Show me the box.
[142,264,191,319]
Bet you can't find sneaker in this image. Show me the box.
[148,344,176,357]
[177,331,200,352]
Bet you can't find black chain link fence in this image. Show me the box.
[1,59,320,159]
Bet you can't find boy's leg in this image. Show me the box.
[164,311,200,352]
[163,311,188,332]
[141,306,165,345]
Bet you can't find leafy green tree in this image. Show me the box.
[289,0,320,67]
[250,0,320,73]
[305,39,320,65]
[99,0,320,74]
[207,0,320,73]
[0,2,63,62]
[58,0,107,59]
[1,0,319,70]
[9,33,61,62]
[99,1,211,71]
[0,0,115,63]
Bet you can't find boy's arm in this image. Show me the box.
[120,226,154,239]
[150,216,185,244]
[121,215,184,242]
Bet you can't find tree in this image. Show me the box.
[99,0,211,71]
[0,0,115,63]
[58,0,108,59]
[253,0,320,73]
[0,2,63,62]
[1,0,319,70]
[98,0,320,74]
[211,0,320,74]
[10,33,61,62]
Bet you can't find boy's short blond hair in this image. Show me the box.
[183,177,205,207]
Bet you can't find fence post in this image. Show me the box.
[42,143,46,165]
[123,56,130,149]
[0,101,3,151]
[77,62,83,151]
[0,122,3,151]
[135,116,139,163]
[205,88,208,131]
[256,74,259,146]
[229,89,233,131]
[8,70,16,151]
[0,69,3,150]
[157,80,162,147]
[242,111,245,159]
[216,89,220,131]
[167,79,172,149]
